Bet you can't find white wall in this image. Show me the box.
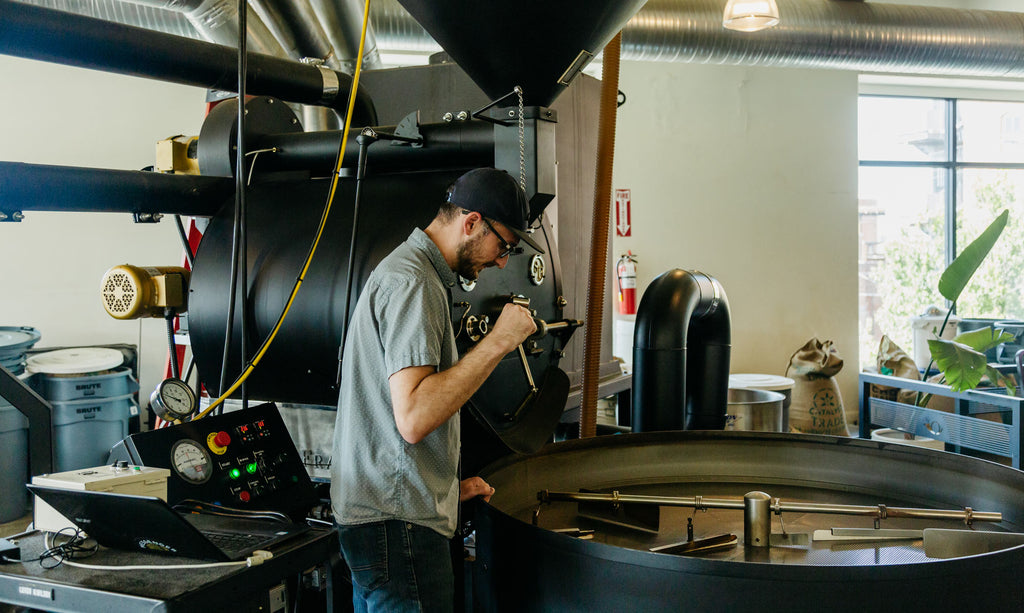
[0,56,206,401]
[612,63,861,425]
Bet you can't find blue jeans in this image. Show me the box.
[337,520,454,613]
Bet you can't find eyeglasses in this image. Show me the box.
[481,217,523,258]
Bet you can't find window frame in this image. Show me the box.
[859,94,1024,273]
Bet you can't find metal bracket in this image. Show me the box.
[393,111,424,147]
[0,364,53,475]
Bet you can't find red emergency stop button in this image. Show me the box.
[207,431,232,455]
[239,491,251,502]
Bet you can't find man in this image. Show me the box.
[331,168,543,612]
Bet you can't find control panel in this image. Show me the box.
[108,403,318,520]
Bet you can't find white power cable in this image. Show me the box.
[42,531,273,570]
[58,549,272,571]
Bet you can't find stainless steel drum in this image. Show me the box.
[726,387,785,432]
[473,431,1024,611]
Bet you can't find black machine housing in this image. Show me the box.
[186,60,615,470]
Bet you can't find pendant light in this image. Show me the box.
[722,0,780,32]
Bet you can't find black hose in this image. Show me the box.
[336,132,375,385]
[183,354,196,384]
[237,0,248,409]
[165,309,180,379]
[217,1,248,405]
[174,215,195,267]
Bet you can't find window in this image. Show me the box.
[858,95,1024,367]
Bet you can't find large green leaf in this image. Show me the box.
[984,365,1017,397]
[952,327,1016,354]
[938,209,1009,302]
[928,339,988,392]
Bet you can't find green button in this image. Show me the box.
[246,463,257,474]
[229,468,241,479]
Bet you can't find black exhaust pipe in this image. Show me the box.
[0,0,376,127]
[632,269,731,432]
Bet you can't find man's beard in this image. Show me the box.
[454,232,487,281]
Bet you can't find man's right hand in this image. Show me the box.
[487,303,537,353]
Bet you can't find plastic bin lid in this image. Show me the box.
[729,373,795,392]
[27,347,124,375]
[0,327,41,356]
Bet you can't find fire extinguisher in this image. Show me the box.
[616,251,638,315]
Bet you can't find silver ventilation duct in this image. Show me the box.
[311,0,384,72]
[249,0,340,69]
[359,0,1024,80]
[14,0,1024,83]
[370,0,438,55]
[22,0,195,37]
[29,0,286,57]
[623,0,1024,78]
[121,0,285,57]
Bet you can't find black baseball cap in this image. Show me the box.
[446,168,545,254]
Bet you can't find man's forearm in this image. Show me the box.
[396,334,516,442]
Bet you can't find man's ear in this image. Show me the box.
[461,211,481,237]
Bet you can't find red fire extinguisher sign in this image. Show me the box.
[616,251,638,315]
[615,189,631,237]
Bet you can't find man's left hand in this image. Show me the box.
[460,476,495,503]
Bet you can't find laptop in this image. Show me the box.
[27,485,311,562]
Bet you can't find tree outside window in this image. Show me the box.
[858,96,1024,368]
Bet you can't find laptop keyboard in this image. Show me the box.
[202,530,271,551]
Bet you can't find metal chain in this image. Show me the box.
[515,85,526,194]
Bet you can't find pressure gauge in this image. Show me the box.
[150,377,197,421]
[170,439,212,484]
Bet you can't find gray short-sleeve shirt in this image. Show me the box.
[331,228,460,538]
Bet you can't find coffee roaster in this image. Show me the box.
[0,0,646,465]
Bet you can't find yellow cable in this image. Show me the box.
[196,0,373,419]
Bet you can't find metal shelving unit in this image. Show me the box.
[859,372,1023,468]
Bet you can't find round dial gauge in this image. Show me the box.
[170,439,213,484]
[150,377,197,420]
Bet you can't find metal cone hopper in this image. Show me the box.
[397,0,648,107]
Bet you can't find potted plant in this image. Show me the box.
[919,209,1017,403]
